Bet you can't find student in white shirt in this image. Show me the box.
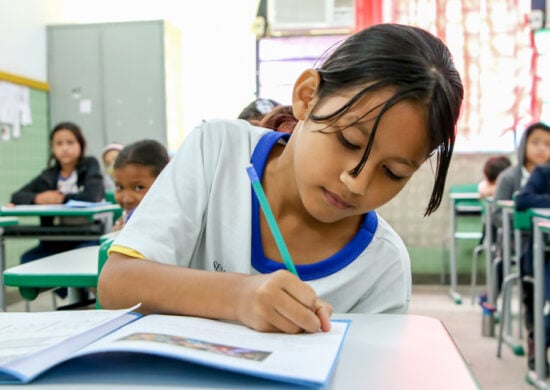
[99,24,464,334]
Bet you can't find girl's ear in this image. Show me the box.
[291,69,320,120]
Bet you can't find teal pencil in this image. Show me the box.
[246,164,299,277]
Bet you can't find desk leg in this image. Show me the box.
[529,221,548,389]
[485,208,495,306]
[500,209,524,355]
[0,228,5,311]
[94,212,114,234]
[449,199,462,304]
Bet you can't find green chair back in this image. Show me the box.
[104,191,116,204]
[512,193,532,231]
[96,237,115,309]
[449,183,482,211]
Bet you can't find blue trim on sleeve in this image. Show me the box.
[249,131,378,281]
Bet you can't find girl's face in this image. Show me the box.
[291,83,431,223]
[525,128,550,168]
[114,164,156,213]
[51,129,81,168]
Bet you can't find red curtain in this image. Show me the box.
[358,0,537,151]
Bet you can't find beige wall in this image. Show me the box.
[379,152,513,248]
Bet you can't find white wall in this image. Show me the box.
[0,0,259,138]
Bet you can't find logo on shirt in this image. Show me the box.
[213,261,226,272]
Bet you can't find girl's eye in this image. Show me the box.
[337,132,361,150]
[134,185,146,192]
[384,166,405,182]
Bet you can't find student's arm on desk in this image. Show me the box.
[10,172,50,204]
[98,251,332,334]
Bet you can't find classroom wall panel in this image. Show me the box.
[0,88,49,204]
[0,87,49,275]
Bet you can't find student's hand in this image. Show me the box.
[34,190,64,204]
[112,216,124,231]
[236,270,333,334]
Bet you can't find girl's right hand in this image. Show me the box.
[236,270,332,334]
[34,190,64,204]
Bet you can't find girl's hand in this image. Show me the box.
[236,270,333,333]
[34,190,64,204]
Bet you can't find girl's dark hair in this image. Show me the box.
[114,139,170,177]
[524,121,550,140]
[48,121,86,167]
[266,23,464,216]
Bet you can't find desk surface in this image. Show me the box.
[496,199,514,209]
[450,192,480,200]
[0,204,120,217]
[0,217,18,227]
[0,313,479,389]
[532,208,550,218]
[3,245,99,288]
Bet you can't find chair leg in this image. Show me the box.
[490,256,502,306]
[471,244,484,304]
[497,274,513,357]
[51,291,58,310]
[497,273,522,357]
[441,238,448,285]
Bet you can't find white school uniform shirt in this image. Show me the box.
[114,119,411,314]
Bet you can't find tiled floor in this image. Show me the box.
[3,284,547,389]
[409,284,535,390]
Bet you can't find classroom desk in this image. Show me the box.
[448,191,482,304]
[0,313,480,390]
[0,204,120,310]
[3,245,99,303]
[529,208,550,389]
[0,204,121,236]
[494,200,525,356]
[0,217,19,311]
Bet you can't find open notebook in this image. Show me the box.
[0,305,349,387]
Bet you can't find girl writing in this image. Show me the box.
[99,24,464,334]
[11,121,104,263]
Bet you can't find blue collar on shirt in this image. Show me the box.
[249,130,378,281]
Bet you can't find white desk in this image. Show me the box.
[3,245,99,304]
[0,204,120,310]
[0,314,479,389]
[0,217,18,310]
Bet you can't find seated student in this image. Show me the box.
[101,143,124,193]
[492,122,550,228]
[238,98,281,126]
[11,121,105,264]
[478,155,511,199]
[516,160,550,372]
[111,139,170,231]
[98,24,464,334]
[477,155,511,244]
[490,123,550,301]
